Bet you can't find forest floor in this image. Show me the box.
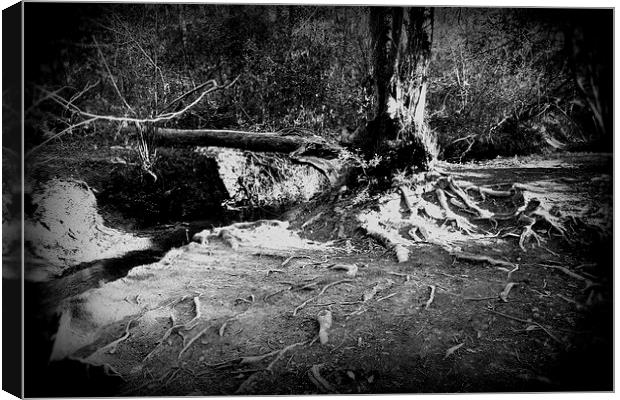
[22,151,613,396]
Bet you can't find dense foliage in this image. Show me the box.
[25,4,612,161]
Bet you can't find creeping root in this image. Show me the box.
[435,188,476,234]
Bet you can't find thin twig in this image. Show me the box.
[293,279,353,316]
[486,308,564,346]
[26,118,98,158]
[93,35,136,116]
[377,292,398,302]
[535,263,592,285]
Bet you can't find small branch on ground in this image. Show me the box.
[377,292,398,302]
[293,279,353,316]
[234,339,310,394]
[486,308,565,347]
[535,263,593,287]
[282,255,311,267]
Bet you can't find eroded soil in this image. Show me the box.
[24,153,613,396]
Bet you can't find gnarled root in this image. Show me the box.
[465,185,514,201]
[435,188,476,234]
[441,177,495,220]
[518,214,542,251]
[515,197,566,251]
[359,215,412,263]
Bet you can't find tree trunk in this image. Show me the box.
[361,7,437,172]
[150,128,342,158]
[563,14,612,146]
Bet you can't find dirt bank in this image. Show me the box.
[24,153,612,396]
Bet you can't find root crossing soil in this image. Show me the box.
[24,153,612,396]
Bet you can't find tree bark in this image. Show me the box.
[563,15,612,144]
[361,7,437,172]
[150,128,342,158]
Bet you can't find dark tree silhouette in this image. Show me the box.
[359,7,437,172]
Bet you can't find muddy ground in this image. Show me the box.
[22,151,612,396]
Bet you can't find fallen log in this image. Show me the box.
[149,128,343,158]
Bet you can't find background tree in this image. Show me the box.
[356,6,437,173]
[25,5,612,167]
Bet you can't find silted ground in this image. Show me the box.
[25,152,612,396]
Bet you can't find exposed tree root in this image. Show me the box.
[359,215,412,263]
[377,292,398,302]
[328,263,358,277]
[535,263,593,287]
[351,169,569,261]
[316,310,333,344]
[178,325,210,360]
[486,308,565,347]
[435,188,476,234]
[186,296,203,328]
[499,282,517,302]
[518,214,541,251]
[441,177,494,220]
[451,251,515,268]
[465,185,514,200]
[281,255,311,267]
[424,285,436,310]
[97,318,138,355]
[308,364,337,393]
[143,322,185,363]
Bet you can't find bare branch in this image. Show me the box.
[93,35,136,116]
